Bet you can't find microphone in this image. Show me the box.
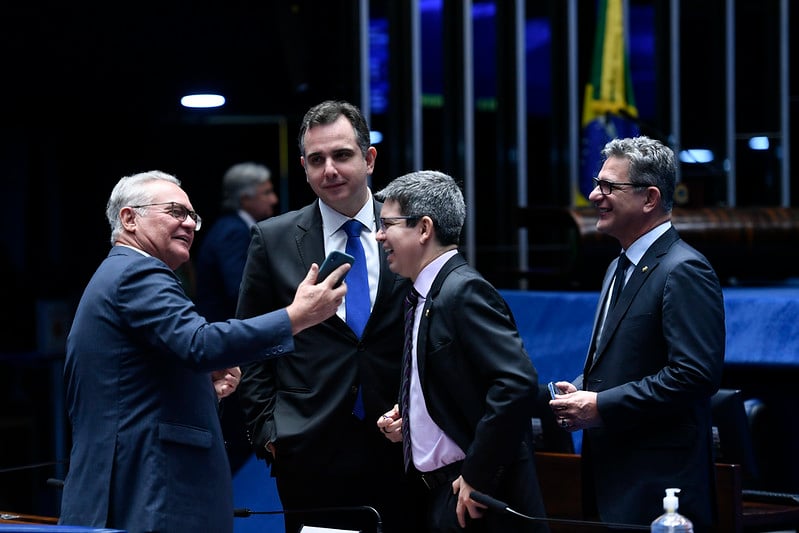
[234,505,382,533]
[47,478,65,489]
[469,491,649,531]
[0,460,68,475]
[469,491,509,514]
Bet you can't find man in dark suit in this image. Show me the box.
[549,136,725,532]
[59,170,347,533]
[236,100,418,533]
[374,170,549,533]
[195,161,279,471]
[196,161,278,322]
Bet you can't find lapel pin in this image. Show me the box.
[642,266,649,272]
[425,309,430,317]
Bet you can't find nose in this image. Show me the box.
[322,157,338,178]
[587,185,603,204]
[183,217,199,231]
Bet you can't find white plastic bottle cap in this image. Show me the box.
[663,488,681,512]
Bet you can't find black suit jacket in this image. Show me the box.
[577,227,725,530]
[415,253,547,523]
[236,199,410,474]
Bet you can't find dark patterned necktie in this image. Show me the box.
[609,252,631,309]
[342,219,370,419]
[400,288,420,471]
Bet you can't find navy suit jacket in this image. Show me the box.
[415,253,547,526]
[195,212,251,322]
[59,246,294,533]
[576,227,725,530]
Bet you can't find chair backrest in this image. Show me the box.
[710,388,760,484]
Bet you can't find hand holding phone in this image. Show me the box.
[317,251,355,288]
[547,381,560,399]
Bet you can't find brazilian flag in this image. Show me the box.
[578,0,640,205]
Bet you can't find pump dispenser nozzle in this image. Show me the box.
[652,487,692,532]
[663,488,680,512]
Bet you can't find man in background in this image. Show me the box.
[196,161,278,322]
[236,100,419,533]
[195,162,279,470]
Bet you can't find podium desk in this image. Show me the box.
[0,513,124,532]
[535,453,799,533]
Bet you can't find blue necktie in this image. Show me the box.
[343,219,370,419]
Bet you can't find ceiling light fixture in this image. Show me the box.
[180,93,226,109]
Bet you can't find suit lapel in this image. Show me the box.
[415,254,466,385]
[294,201,326,272]
[591,228,680,365]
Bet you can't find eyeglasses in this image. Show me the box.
[379,216,420,231]
[592,177,648,196]
[130,202,202,230]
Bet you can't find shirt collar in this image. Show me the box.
[413,249,459,299]
[624,220,672,266]
[237,209,257,227]
[318,189,375,238]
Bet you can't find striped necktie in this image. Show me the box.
[400,288,420,471]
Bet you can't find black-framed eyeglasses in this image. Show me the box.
[379,216,420,231]
[592,177,649,196]
[130,202,202,230]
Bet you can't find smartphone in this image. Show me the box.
[547,381,560,399]
[317,250,355,288]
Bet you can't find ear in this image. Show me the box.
[365,146,377,175]
[300,156,310,183]
[642,185,662,214]
[417,215,435,244]
[120,206,137,231]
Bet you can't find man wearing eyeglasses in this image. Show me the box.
[548,136,725,532]
[374,170,549,533]
[59,170,348,533]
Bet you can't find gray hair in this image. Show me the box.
[601,135,676,212]
[298,100,371,158]
[374,170,465,246]
[221,162,272,211]
[106,170,181,245]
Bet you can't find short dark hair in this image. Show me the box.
[298,100,371,158]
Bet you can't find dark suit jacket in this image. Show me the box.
[59,246,295,533]
[195,212,251,322]
[236,199,410,474]
[416,253,547,523]
[577,227,725,530]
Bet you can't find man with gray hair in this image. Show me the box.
[196,162,278,322]
[549,136,724,531]
[375,170,549,532]
[59,170,347,533]
[195,162,280,472]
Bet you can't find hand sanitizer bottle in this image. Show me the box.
[651,488,694,532]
